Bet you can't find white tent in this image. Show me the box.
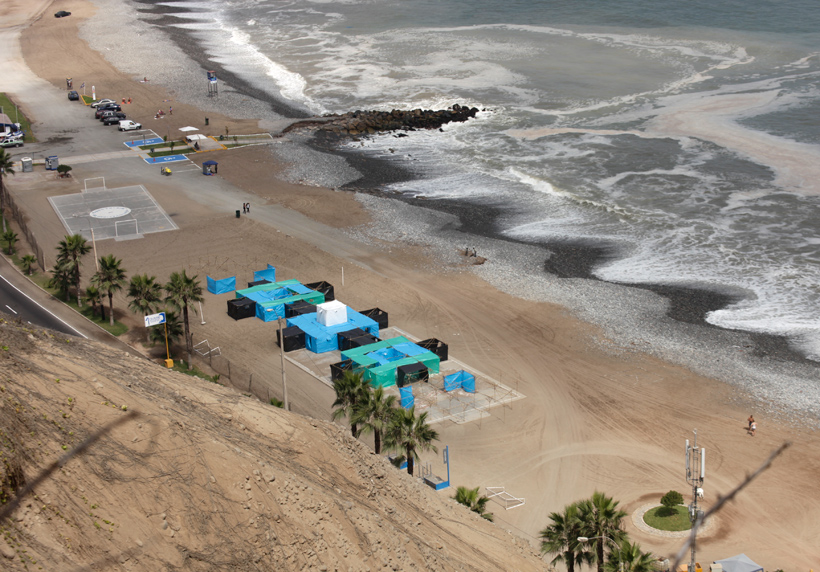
[713,554,763,572]
[317,300,347,327]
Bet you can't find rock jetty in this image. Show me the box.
[283,104,480,137]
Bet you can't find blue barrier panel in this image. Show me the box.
[461,372,476,393]
[443,371,462,392]
[253,264,276,283]
[399,386,414,409]
[207,276,236,295]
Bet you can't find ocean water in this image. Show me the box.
[138,0,820,364]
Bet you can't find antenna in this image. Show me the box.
[685,430,705,572]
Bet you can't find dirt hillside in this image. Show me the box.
[0,317,545,571]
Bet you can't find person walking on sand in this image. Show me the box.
[748,414,755,430]
[169,106,173,115]
[750,420,757,437]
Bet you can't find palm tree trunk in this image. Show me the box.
[1,178,6,234]
[597,540,604,572]
[182,304,191,369]
[351,422,357,437]
[374,430,381,455]
[108,291,115,326]
[406,445,414,476]
[567,552,575,572]
[76,273,82,308]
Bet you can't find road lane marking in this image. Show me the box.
[0,274,87,338]
[5,305,17,314]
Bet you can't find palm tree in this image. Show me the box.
[149,309,183,347]
[578,492,628,572]
[21,254,37,275]
[128,274,163,342]
[384,406,438,476]
[56,234,91,307]
[454,486,494,522]
[331,370,369,437]
[605,540,655,572]
[164,270,204,369]
[351,385,397,453]
[540,503,593,572]
[92,254,127,326]
[85,285,103,320]
[0,148,15,233]
[48,262,74,301]
[2,230,18,255]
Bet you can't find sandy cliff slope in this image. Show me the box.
[0,318,544,571]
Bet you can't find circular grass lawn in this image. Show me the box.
[643,505,692,531]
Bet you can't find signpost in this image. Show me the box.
[145,312,173,368]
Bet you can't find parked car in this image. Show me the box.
[118,120,142,131]
[90,98,116,108]
[67,90,79,101]
[95,105,121,118]
[100,110,126,121]
[103,115,126,125]
[0,136,24,148]
[54,11,71,18]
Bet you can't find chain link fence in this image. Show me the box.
[1,186,45,270]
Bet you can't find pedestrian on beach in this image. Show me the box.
[747,414,754,430]
[128,97,132,104]
[169,106,173,115]
[750,421,757,437]
[247,202,250,212]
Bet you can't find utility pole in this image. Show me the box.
[685,430,706,572]
[277,317,289,411]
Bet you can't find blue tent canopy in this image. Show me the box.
[203,160,218,166]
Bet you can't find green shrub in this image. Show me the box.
[661,490,683,507]
[658,490,684,516]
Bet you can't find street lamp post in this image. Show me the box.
[578,536,623,572]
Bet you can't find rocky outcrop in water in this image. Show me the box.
[283,104,480,137]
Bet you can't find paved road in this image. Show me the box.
[0,256,145,358]
[0,269,83,336]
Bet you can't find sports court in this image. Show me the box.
[48,183,178,241]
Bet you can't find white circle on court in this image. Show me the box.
[90,206,132,219]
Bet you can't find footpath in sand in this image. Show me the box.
[2,1,820,569]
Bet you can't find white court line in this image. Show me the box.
[0,274,87,338]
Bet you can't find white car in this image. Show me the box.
[90,98,116,108]
[118,120,142,131]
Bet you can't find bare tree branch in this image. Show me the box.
[0,411,140,523]
[671,441,791,571]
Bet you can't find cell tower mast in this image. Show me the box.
[685,430,705,572]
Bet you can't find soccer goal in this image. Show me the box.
[486,487,525,510]
[115,219,143,241]
[83,177,106,192]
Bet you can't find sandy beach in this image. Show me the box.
[3,0,820,569]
